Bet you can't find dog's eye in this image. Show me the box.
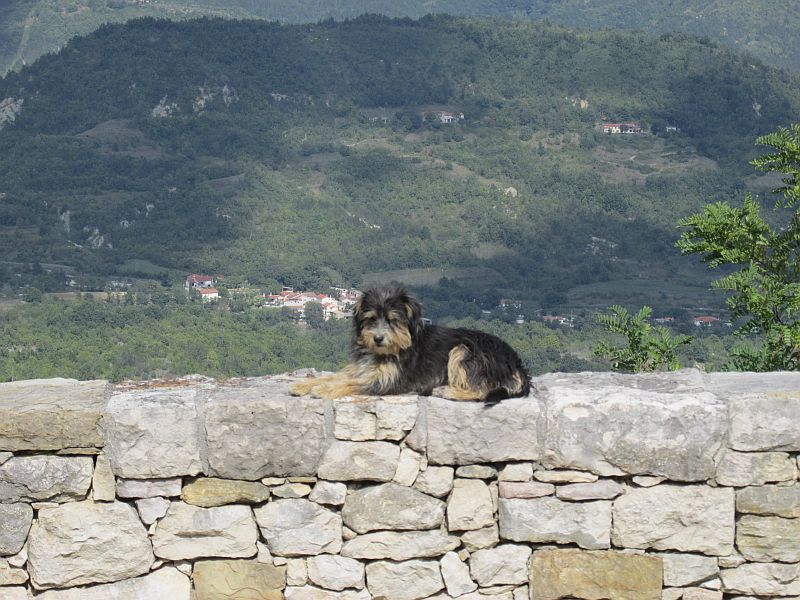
[387,310,404,323]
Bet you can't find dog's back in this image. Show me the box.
[406,324,531,401]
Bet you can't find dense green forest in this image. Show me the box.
[1,294,740,382]
[1,16,797,309]
[2,0,798,76]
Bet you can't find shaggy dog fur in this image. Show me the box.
[290,285,531,402]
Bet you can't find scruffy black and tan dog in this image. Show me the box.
[290,285,530,402]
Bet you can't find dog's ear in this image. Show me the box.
[351,296,365,325]
[401,292,423,333]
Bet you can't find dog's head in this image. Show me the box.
[352,285,423,356]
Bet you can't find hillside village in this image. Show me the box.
[184,274,361,320]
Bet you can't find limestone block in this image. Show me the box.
[499,481,554,499]
[101,387,203,478]
[461,525,500,552]
[181,477,270,507]
[309,481,347,506]
[707,372,800,451]
[0,378,107,451]
[152,502,258,561]
[286,558,307,585]
[135,496,171,525]
[737,485,800,517]
[0,455,92,503]
[716,450,797,486]
[365,560,444,600]
[0,503,32,556]
[499,463,533,482]
[272,482,311,498]
[0,558,27,585]
[556,480,624,501]
[91,453,115,502]
[193,559,285,600]
[426,396,542,465]
[456,465,498,479]
[720,563,800,596]
[441,551,477,596]
[718,550,747,569]
[6,545,25,569]
[498,497,611,549]
[317,441,400,482]
[736,515,800,562]
[393,447,422,486]
[28,501,153,590]
[285,587,370,600]
[529,549,663,600]
[375,396,420,440]
[333,396,418,441]
[682,589,722,600]
[341,483,445,533]
[470,544,532,586]
[633,475,666,487]
[307,555,365,591]
[334,400,376,441]
[206,381,327,478]
[31,567,190,600]
[656,553,719,587]
[0,587,28,600]
[341,530,460,561]
[612,485,735,556]
[534,470,598,483]
[255,498,342,556]
[414,466,454,498]
[116,477,182,498]
[448,479,495,531]
[513,587,529,600]
[537,372,725,480]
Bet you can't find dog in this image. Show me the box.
[290,285,531,402]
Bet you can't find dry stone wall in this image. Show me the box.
[0,369,799,600]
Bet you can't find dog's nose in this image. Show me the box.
[373,334,384,344]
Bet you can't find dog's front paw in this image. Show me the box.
[289,380,316,396]
[431,385,454,399]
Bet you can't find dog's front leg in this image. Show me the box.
[289,365,366,399]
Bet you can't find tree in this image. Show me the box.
[594,305,692,372]
[304,301,325,329]
[677,125,800,371]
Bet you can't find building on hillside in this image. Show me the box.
[602,122,643,134]
[693,315,720,327]
[264,287,362,320]
[198,288,219,302]
[498,298,522,309]
[185,274,215,291]
[543,315,569,325]
[437,111,464,124]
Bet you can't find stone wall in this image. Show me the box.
[0,369,799,600]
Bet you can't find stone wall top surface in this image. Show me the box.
[1,369,798,482]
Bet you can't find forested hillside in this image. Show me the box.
[1,15,798,312]
[1,0,798,76]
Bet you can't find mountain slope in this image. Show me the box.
[0,16,798,310]
[1,1,799,76]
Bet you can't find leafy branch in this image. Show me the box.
[594,305,692,372]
